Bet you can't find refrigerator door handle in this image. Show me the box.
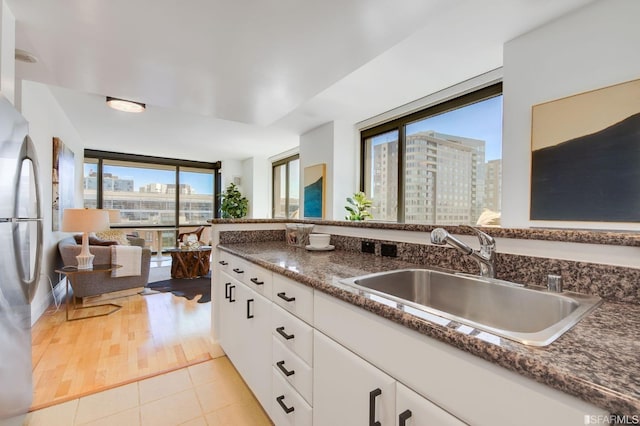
[13,135,43,303]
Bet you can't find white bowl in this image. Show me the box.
[308,233,331,248]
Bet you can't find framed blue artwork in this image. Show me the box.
[303,163,325,219]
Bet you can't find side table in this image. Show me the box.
[55,264,122,321]
[166,246,212,279]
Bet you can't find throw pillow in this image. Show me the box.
[94,230,130,246]
[73,234,119,246]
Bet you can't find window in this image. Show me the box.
[83,150,220,228]
[361,83,502,225]
[272,155,300,218]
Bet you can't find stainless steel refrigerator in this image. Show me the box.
[0,94,43,425]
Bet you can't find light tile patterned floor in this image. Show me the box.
[25,357,273,426]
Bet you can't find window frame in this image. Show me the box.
[84,149,222,227]
[272,154,300,219]
[360,82,502,223]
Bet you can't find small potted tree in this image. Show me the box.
[220,183,249,218]
[345,192,373,221]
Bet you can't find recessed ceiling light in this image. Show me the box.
[106,96,146,113]
[15,48,38,63]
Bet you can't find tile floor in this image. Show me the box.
[25,357,273,426]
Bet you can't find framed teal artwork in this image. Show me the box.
[303,163,325,219]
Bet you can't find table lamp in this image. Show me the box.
[62,208,110,269]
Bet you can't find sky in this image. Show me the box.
[373,95,503,161]
[85,164,214,194]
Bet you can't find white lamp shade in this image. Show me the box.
[62,208,110,233]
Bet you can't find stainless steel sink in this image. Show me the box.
[340,269,601,346]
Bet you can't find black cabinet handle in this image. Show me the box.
[250,277,264,285]
[218,260,228,266]
[224,283,231,300]
[232,268,244,274]
[369,388,382,426]
[276,395,295,414]
[276,360,295,377]
[276,326,294,340]
[277,292,296,302]
[246,299,254,319]
[228,285,236,302]
[399,409,412,426]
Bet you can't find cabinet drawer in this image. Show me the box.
[272,274,314,324]
[272,304,313,366]
[245,262,273,299]
[273,337,313,405]
[227,257,249,283]
[216,250,232,274]
[272,368,312,426]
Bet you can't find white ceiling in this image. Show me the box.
[8,0,594,162]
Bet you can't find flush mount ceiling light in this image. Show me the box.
[106,96,146,113]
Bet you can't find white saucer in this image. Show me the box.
[305,244,335,251]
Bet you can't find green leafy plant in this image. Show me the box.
[219,183,248,218]
[345,191,373,221]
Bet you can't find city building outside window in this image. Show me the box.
[361,83,502,225]
[83,151,220,232]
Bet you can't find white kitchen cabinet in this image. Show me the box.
[313,330,395,426]
[272,367,313,426]
[395,382,466,426]
[314,291,605,426]
[218,270,272,411]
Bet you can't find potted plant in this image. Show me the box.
[220,183,248,218]
[345,191,373,221]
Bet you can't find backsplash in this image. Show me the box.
[218,229,640,304]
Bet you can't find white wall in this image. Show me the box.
[297,120,370,220]
[0,0,15,104]
[242,156,271,218]
[332,120,358,220]
[21,80,85,324]
[502,0,640,229]
[300,122,335,219]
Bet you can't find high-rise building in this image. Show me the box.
[372,131,487,225]
[484,159,502,213]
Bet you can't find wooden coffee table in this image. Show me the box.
[166,246,212,279]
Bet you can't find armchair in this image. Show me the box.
[58,236,151,298]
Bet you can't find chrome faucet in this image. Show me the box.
[430,226,496,278]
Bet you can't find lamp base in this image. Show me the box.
[76,254,95,270]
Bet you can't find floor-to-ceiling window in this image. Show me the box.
[361,83,503,225]
[272,154,300,218]
[83,150,221,231]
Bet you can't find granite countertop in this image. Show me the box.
[218,240,640,416]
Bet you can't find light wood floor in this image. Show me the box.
[30,272,218,411]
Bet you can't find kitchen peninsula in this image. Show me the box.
[209,219,640,425]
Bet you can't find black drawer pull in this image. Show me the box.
[250,277,264,285]
[224,282,231,300]
[276,395,295,414]
[399,409,412,426]
[246,299,254,319]
[232,268,244,274]
[277,292,296,302]
[276,360,295,377]
[369,388,382,426]
[276,326,294,340]
[218,260,228,265]
[228,285,236,302]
